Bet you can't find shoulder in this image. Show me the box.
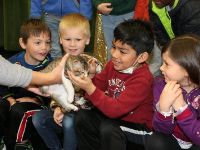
[153,76,165,89]
[8,52,25,64]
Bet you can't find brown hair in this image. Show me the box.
[20,18,51,44]
[162,34,200,86]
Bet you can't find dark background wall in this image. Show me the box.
[0,0,3,48]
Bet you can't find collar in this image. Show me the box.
[119,63,141,74]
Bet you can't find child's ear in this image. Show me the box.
[86,37,90,45]
[138,52,149,63]
[60,37,63,44]
[19,38,26,49]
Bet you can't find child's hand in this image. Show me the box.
[159,81,182,112]
[97,3,113,15]
[172,93,187,111]
[27,86,50,97]
[7,97,16,106]
[88,58,97,78]
[50,54,69,84]
[53,107,64,126]
[68,71,96,95]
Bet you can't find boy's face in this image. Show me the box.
[20,32,51,65]
[110,40,138,71]
[60,27,90,56]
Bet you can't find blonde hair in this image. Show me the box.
[59,13,90,38]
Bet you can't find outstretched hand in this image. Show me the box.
[50,54,69,84]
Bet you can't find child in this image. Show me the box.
[146,35,200,150]
[32,13,97,150]
[0,19,52,150]
[68,19,155,150]
[30,0,93,59]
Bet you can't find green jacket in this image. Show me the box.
[92,0,136,15]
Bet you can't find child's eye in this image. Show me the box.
[164,62,169,67]
[35,41,41,45]
[120,50,127,54]
[76,39,81,41]
[46,41,51,45]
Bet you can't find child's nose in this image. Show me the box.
[160,64,164,71]
[70,40,76,46]
[111,49,120,58]
[41,43,48,50]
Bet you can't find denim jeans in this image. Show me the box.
[32,109,62,150]
[44,14,63,59]
[62,113,77,150]
[102,12,134,60]
[32,109,77,150]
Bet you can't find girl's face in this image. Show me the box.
[60,27,90,56]
[160,51,188,85]
[20,32,51,65]
[110,40,138,71]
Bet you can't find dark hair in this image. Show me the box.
[162,34,200,86]
[114,19,154,55]
[20,18,51,44]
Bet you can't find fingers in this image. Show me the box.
[54,118,62,126]
[59,53,69,67]
[53,108,64,126]
[165,81,180,92]
[164,81,182,100]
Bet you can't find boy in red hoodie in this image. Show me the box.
[68,19,154,150]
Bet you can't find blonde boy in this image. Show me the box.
[33,13,94,150]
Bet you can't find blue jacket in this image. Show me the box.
[30,0,93,20]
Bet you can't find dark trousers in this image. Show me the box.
[75,109,152,150]
[0,100,47,150]
[146,132,200,150]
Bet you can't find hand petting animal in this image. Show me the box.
[40,54,103,112]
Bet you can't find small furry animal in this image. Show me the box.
[40,54,102,112]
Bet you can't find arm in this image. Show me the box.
[0,54,68,87]
[69,64,153,118]
[152,78,176,134]
[176,107,200,145]
[0,55,32,87]
[172,93,200,145]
